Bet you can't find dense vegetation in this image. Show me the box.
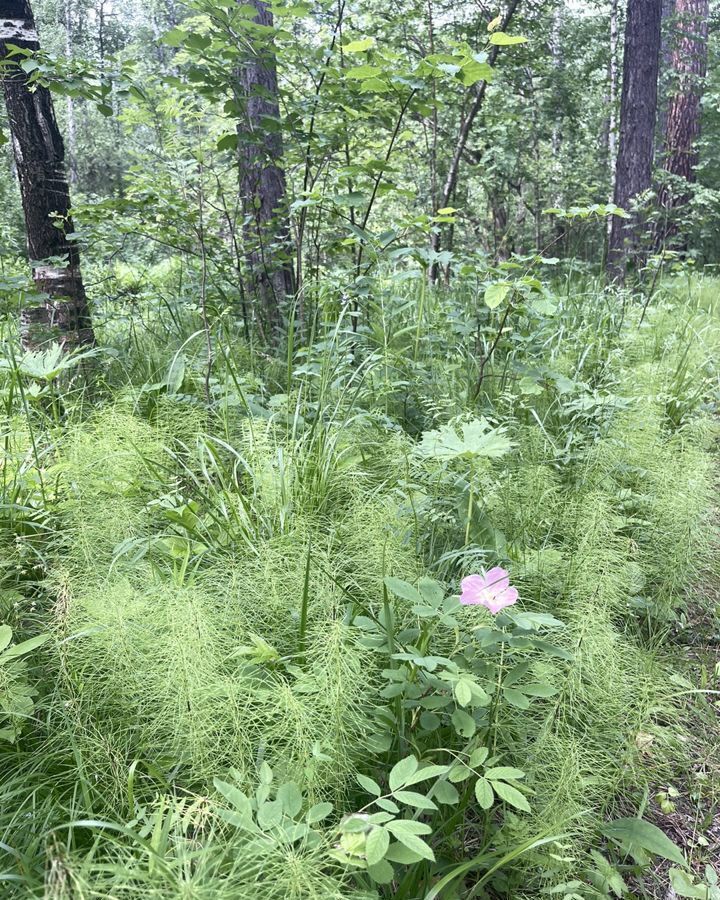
[0,0,719,898]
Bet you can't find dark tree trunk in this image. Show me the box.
[0,0,94,349]
[607,0,662,280]
[0,0,94,348]
[656,0,709,243]
[238,0,295,339]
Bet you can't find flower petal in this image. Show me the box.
[485,596,506,614]
[494,586,519,611]
[460,574,486,605]
[461,574,485,592]
[484,566,509,594]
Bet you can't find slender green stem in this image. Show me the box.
[298,539,312,665]
[464,476,474,546]
[491,639,506,758]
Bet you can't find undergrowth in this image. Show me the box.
[0,274,718,898]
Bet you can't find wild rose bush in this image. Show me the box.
[309,568,569,890]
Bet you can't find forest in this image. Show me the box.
[0,0,719,897]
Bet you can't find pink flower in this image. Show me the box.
[460,567,518,614]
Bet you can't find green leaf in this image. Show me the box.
[503,661,531,687]
[492,780,531,812]
[367,858,394,884]
[385,841,424,864]
[161,27,188,46]
[417,416,512,461]
[257,799,283,830]
[0,625,12,653]
[451,708,476,738]
[385,822,435,861]
[418,577,445,606]
[489,32,528,45]
[384,577,423,604]
[271,3,310,17]
[393,791,437,811]
[432,781,460,805]
[454,679,473,707]
[217,132,238,152]
[0,632,50,662]
[448,765,473,784]
[460,60,493,86]
[359,77,390,92]
[389,755,419,792]
[484,282,512,309]
[165,353,185,394]
[343,814,372,833]
[343,37,375,52]
[356,774,382,797]
[403,764,449,786]
[213,779,253,827]
[385,819,432,836]
[474,777,494,809]
[469,747,490,767]
[485,767,526,781]
[345,65,382,79]
[366,826,390,866]
[601,818,685,865]
[306,802,333,824]
[669,869,708,899]
[502,687,530,709]
[277,781,302,817]
[333,191,366,207]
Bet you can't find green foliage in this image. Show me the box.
[1,2,720,894]
[1,240,719,898]
[0,626,49,743]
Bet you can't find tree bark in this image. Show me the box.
[0,0,94,348]
[606,0,619,247]
[607,0,662,280]
[656,0,709,242]
[238,0,295,339]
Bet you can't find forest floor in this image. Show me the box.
[1,274,720,898]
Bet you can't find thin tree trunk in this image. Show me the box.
[64,0,78,185]
[491,192,510,260]
[429,0,522,283]
[606,0,619,247]
[426,0,440,282]
[0,0,94,349]
[607,0,662,280]
[550,4,563,203]
[656,0,709,243]
[238,0,295,339]
[655,0,676,157]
